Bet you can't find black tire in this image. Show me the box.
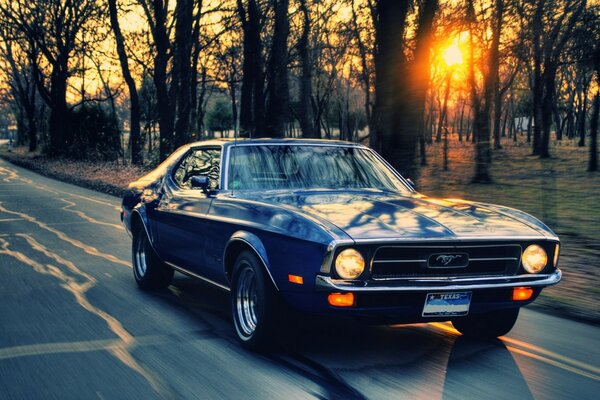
[452,308,520,338]
[132,224,173,290]
[231,250,279,351]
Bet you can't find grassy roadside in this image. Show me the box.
[2,140,599,325]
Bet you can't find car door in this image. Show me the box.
[153,147,222,278]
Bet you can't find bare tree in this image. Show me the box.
[0,28,38,151]
[137,0,174,160]
[0,0,102,156]
[108,0,142,164]
[525,0,587,157]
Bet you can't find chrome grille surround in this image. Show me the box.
[370,243,522,280]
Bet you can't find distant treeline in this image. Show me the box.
[0,0,598,175]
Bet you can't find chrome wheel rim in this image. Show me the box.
[236,265,258,337]
[134,234,147,278]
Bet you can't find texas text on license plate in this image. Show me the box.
[422,292,472,317]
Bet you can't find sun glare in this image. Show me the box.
[442,42,463,67]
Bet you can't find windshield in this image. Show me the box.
[227,145,411,193]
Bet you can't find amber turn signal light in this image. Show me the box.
[328,292,355,307]
[288,274,304,285]
[513,287,534,301]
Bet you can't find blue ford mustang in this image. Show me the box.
[121,139,561,349]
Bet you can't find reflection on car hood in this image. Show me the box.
[240,190,552,240]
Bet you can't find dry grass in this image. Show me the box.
[0,146,146,196]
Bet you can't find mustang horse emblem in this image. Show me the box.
[436,254,462,266]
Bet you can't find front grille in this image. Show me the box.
[370,244,521,280]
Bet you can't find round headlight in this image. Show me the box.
[522,244,547,274]
[335,249,365,279]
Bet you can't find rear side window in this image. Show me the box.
[173,148,221,190]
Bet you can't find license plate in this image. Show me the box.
[422,292,472,317]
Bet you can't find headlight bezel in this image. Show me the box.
[521,244,548,274]
[334,248,366,280]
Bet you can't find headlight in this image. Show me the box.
[335,248,365,279]
[522,244,547,273]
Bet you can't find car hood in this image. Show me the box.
[240,190,553,241]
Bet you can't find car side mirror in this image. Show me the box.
[405,178,416,191]
[190,175,210,192]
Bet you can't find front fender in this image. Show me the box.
[223,231,277,290]
[131,205,156,245]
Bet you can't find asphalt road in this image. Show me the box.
[0,158,598,400]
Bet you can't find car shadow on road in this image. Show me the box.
[149,275,533,399]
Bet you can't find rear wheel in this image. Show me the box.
[132,224,173,290]
[231,251,279,351]
[452,308,520,338]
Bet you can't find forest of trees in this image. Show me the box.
[0,0,598,180]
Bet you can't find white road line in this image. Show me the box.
[0,202,130,268]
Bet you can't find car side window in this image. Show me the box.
[173,148,221,190]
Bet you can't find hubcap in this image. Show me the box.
[134,234,147,278]
[236,265,258,337]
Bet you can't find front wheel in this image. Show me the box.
[132,225,173,290]
[231,251,279,351]
[451,308,520,338]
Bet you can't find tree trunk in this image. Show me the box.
[439,72,451,145]
[152,0,174,161]
[577,82,589,147]
[373,0,411,172]
[589,47,599,172]
[197,67,208,137]
[237,0,264,137]
[264,0,290,138]
[351,1,373,141]
[553,102,563,140]
[47,66,68,156]
[468,0,491,182]
[190,2,203,140]
[492,0,504,150]
[590,89,599,171]
[374,0,436,180]
[26,102,37,152]
[409,0,438,173]
[298,0,317,138]
[108,0,142,164]
[173,0,194,148]
[458,101,465,141]
[531,0,544,155]
[540,65,556,158]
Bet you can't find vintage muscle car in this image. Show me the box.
[121,139,561,349]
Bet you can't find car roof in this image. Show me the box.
[186,137,365,149]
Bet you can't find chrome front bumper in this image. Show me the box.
[315,269,562,292]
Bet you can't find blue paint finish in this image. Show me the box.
[121,138,560,321]
[243,190,548,240]
[224,231,272,274]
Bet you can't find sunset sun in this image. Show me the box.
[442,42,463,67]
